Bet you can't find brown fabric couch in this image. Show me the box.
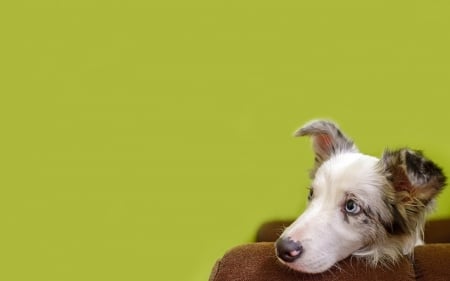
[209,219,450,281]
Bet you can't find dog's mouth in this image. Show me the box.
[276,253,340,274]
[352,243,372,256]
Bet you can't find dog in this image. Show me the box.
[275,120,446,273]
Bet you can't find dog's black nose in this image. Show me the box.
[275,237,303,262]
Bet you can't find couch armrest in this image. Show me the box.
[209,242,415,281]
[414,244,450,281]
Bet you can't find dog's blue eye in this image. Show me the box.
[345,199,361,214]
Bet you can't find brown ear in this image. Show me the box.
[294,120,358,176]
[381,149,446,206]
[379,148,446,235]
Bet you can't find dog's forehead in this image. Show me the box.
[313,152,382,193]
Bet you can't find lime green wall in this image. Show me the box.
[2,1,450,280]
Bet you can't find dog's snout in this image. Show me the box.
[275,237,303,262]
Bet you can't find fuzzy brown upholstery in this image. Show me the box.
[210,243,450,281]
[210,219,450,281]
[210,242,418,281]
[413,244,450,281]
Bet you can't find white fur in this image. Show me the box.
[281,152,385,273]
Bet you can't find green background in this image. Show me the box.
[1,1,450,280]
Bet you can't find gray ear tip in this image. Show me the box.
[303,119,327,126]
[293,119,338,137]
[304,119,339,129]
[293,129,306,137]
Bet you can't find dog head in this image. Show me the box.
[275,120,446,273]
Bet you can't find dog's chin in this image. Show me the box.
[277,258,336,274]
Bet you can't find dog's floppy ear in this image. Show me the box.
[294,120,358,177]
[381,149,446,206]
[380,149,446,235]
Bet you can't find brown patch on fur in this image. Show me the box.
[390,166,412,194]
